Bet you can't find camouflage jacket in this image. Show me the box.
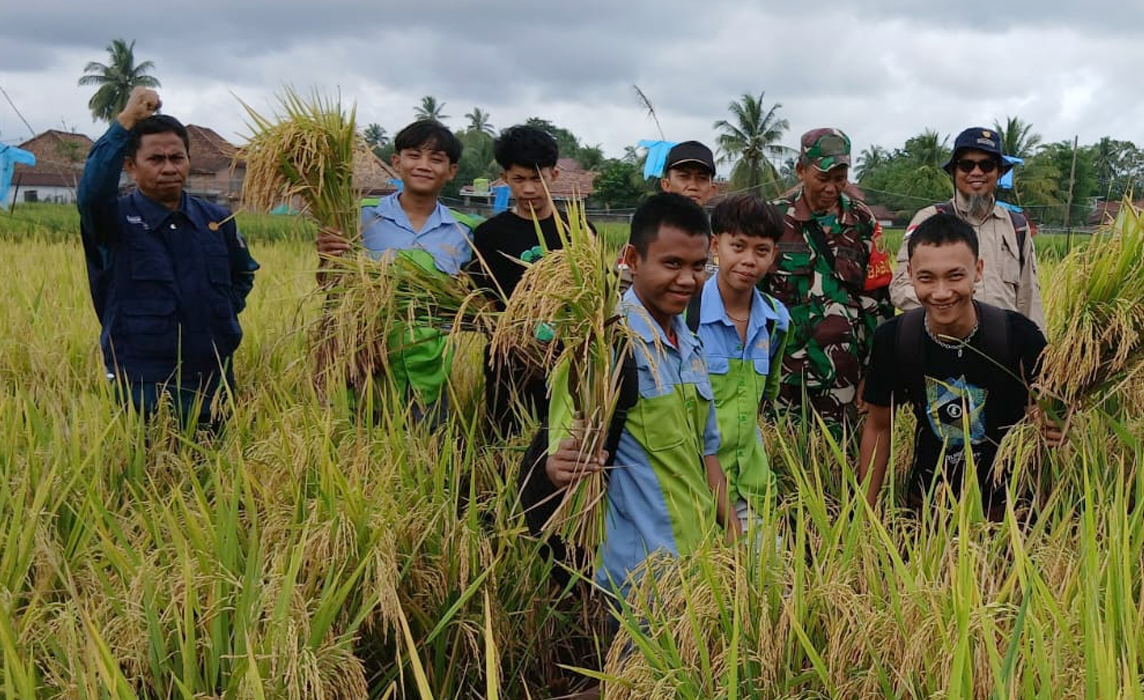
[761,189,894,418]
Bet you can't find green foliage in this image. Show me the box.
[591,158,651,210]
[524,117,584,163]
[0,209,1136,700]
[858,129,952,214]
[413,96,449,123]
[713,91,791,198]
[77,38,161,123]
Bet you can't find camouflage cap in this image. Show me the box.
[799,128,851,171]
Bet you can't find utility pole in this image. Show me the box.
[1064,135,1079,251]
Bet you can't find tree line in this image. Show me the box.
[78,38,1142,221]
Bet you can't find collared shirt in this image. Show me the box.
[548,288,721,592]
[356,192,473,403]
[77,121,259,395]
[892,193,1045,330]
[697,279,789,513]
[361,192,472,274]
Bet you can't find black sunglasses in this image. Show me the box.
[955,158,1000,174]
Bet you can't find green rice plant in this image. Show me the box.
[489,193,629,560]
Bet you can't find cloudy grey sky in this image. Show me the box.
[2,0,1140,169]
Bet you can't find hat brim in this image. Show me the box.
[665,158,716,175]
[943,151,1013,175]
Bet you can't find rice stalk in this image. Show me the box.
[238,87,363,239]
[489,190,628,560]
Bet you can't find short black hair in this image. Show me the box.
[393,120,463,163]
[907,212,979,259]
[126,115,189,160]
[628,193,711,256]
[494,125,558,171]
[710,193,783,242]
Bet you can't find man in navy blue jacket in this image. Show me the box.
[78,87,259,427]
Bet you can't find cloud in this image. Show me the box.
[1,1,1141,165]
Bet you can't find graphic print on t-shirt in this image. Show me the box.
[924,375,987,451]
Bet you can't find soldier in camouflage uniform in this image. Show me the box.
[761,128,894,430]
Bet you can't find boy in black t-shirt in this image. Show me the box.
[469,125,590,436]
[858,213,1063,519]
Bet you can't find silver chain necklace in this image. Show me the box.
[924,314,979,358]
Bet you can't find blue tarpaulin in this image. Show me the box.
[638,139,677,180]
[998,155,1023,190]
[0,144,36,210]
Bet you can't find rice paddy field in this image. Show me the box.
[1,203,1141,699]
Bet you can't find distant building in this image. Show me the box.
[8,130,93,205]
[352,150,400,198]
[183,124,244,203]
[459,159,599,208]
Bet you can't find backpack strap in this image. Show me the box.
[974,302,1014,374]
[1006,210,1029,272]
[685,289,703,333]
[602,345,639,466]
[895,308,926,401]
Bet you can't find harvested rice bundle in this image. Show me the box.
[311,248,496,397]
[238,87,363,238]
[490,194,629,556]
[1038,198,1144,414]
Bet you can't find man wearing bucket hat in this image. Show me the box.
[761,128,894,431]
[890,127,1044,330]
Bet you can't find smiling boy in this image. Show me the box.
[468,125,589,436]
[698,194,790,532]
[316,120,469,421]
[858,213,1061,519]
[545,193,741,593]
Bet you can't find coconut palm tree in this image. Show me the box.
[363,123,388,149]
[992,116,1043,159]
[855,145,889,182]
[464,107,494,136]
[414,96,449,123]
[77,39,161,123]
[713,91,790,197]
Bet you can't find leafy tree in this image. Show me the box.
[363,123,389,158]
[523,117,582,162]
[444,128,498,199]
[992,116,1043,159]
[414,96,449,123]
[1029,141,1096,226]
[591,158,651,210]
[1088,137,1144,201]
[77,38,161,123]
[464,108,494,136]
[856,130,950,216]
[576,144,605,171]
[713,91,790,197]
[855,145,889,181]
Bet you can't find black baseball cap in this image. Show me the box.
[663,141,716,176]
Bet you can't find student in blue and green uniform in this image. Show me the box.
[699,193,790,534]
[316,120,470,423]
[545,193,741,594]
